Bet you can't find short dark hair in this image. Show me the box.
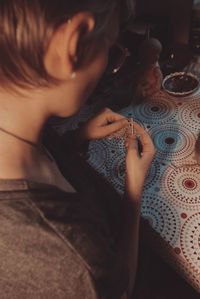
[0,0,134,89]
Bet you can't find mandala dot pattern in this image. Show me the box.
[145,160,162,190]
[141,192,181,247]
[179,102,200,133]
[131,96,178,125]
[149,124,196,163]
[162,165,200,211]
[180,213,200,272]
[86,86,200,291]
[87,140,110,175]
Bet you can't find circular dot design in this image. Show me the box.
[180,213,200,271]
[87,140,110,174]
[162,165,200,211]
[182,178,197,190]
[141,193,181,246]
[107,137,125,152]
[145,160,162,190]
[132,97,177,125]
[107,155,125,194]
[119,108,145,129]
[149,124,196,163]
[179,102,200,133]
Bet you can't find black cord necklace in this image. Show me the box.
[0,127,54,162]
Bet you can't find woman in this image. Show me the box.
[0,1,155,298]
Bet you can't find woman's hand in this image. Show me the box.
[78,108,128,141]
[125,122,155,202]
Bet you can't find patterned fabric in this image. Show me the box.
[0,179,128,299]
[87,89,200,293]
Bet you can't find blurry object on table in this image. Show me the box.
[162,72,200,96]
[134,36,163,102]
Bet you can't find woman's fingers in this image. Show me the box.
[95,108,125,125]
[100,118,128,137]
[79,108,128,140]
[131,122,155,152]
[125,122,156,168]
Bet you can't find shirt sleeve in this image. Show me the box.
[34,190,129,299]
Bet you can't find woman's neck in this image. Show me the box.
[0,91,49,144]
[0,90,50,179]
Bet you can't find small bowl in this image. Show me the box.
[162,72,199,96]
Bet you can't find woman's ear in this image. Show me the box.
[44,12,95,80]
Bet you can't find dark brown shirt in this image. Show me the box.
[0,179,128,299]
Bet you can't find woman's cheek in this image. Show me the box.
[89,51,108,91]
[101,48,109,74]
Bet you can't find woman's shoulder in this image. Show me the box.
[0,187,98,298]
[0,181,127,298]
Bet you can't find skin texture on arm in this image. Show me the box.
[75,118,155,298]
[121,123,155,297]
[69,116,155,298]
[115,193,141,299]
[76,118,155,299]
